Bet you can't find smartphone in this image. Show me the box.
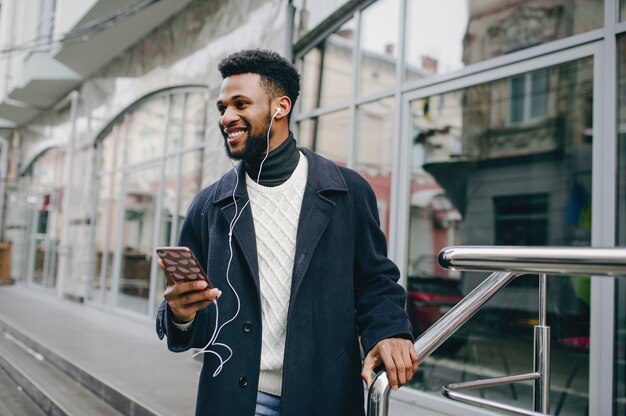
[156,246,213,287]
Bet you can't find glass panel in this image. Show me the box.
[91,173,118,304]
[404,0,603,82]
[299,19,355,113]
[176,150,203,238]
[622,0,626,21]
[183,92,207,149]
[355,97,395,236]
[98,127,117,172]
[117,166,160,314]
[125,96,167,166]
[357,0,399,97]
[616,34,626,416]
[297,109,350,165]
[166,94,185,153]
[28,148,64,288]
[293,0,350,40]
[406,57,593,414]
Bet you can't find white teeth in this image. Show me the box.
[227,130,245,139]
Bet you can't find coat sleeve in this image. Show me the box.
[347,171,413,355]
[155,187,213,352]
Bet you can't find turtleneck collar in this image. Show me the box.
[244,133,300,187]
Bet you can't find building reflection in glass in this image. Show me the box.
[406,57,593,414]
[404,0,603,81]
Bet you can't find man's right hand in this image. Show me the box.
[160,259,221,323]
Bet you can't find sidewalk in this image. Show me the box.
[0,284,199,416]
[0,283,450,416]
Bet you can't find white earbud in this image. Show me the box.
[274,107,281,117]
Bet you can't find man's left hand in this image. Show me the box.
[361,338,418,391]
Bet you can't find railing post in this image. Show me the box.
[533,273,550,414]
[367,371,391,416]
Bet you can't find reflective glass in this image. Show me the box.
[358,0,399,97]
[29,149,64,288]
[406,58,593,414]
[99,128,116,172]
[293,0,350,40]
[117,166,161,314]
[91,173,118,304]
[297,109,350,165]
[616,34,626,416]
[177,150,203,237]
[299,19,355,113]
[355,97,395,236]
[404,0,603,82]
[166,94,185,153]
[183,92,208,149]
[125,96,167,166]
[622,0,626,21]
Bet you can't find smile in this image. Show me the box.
[227,129,246,139]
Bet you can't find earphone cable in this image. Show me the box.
[193,109,278,376]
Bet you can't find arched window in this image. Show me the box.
[90,86,208,316]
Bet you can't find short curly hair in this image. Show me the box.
[218,49,300,111]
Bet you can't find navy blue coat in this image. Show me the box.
[156,148,412,416]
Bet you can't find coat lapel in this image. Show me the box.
[214,164,260,292]
[290,148,348,298]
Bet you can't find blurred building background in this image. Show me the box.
[0,0,624,414]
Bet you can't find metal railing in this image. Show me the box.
[367,246,626,416]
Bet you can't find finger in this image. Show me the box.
[390,348,407,387]
[360,355,376,388]
[157,258,165,269]
[410,345,419,373]
[181,287,220,307]
[378,345,398,390]
[401,345,414,384]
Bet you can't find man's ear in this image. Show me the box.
[274,96,292,120]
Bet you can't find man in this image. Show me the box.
[156,49,417,416]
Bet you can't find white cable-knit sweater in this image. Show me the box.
[246,151,307,396]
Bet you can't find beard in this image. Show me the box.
[223,115,272,162]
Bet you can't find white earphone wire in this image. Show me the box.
[193,107,279,376]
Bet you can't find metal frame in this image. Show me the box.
[368,246,626,416]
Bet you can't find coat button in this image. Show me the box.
[242,322,253,333]
[239,376,248,388]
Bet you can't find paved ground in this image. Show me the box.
[0,284,457,416]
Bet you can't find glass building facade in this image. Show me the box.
[294,0,620,414]
[2,0,624,414]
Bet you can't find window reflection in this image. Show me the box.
[184,93,207,149]
[406,58,592,413]
[293,0,350,40]
[297,109,350,164]
[125,97,167,166]
[404,0,603,81]
[355,98,395,236]
[91,88,208,315]
[27,148,65,289]
[358,0,399,97]
[117,166,161,314]
[299,19,355,113]
[91,173,118,304]
[622,0,626,21]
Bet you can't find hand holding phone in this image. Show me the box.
[156,246,213,288]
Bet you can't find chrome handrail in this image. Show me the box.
[367,246,626,416]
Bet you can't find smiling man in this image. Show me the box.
[156,49,417,416]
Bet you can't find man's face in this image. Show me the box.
[217,73,272,161]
